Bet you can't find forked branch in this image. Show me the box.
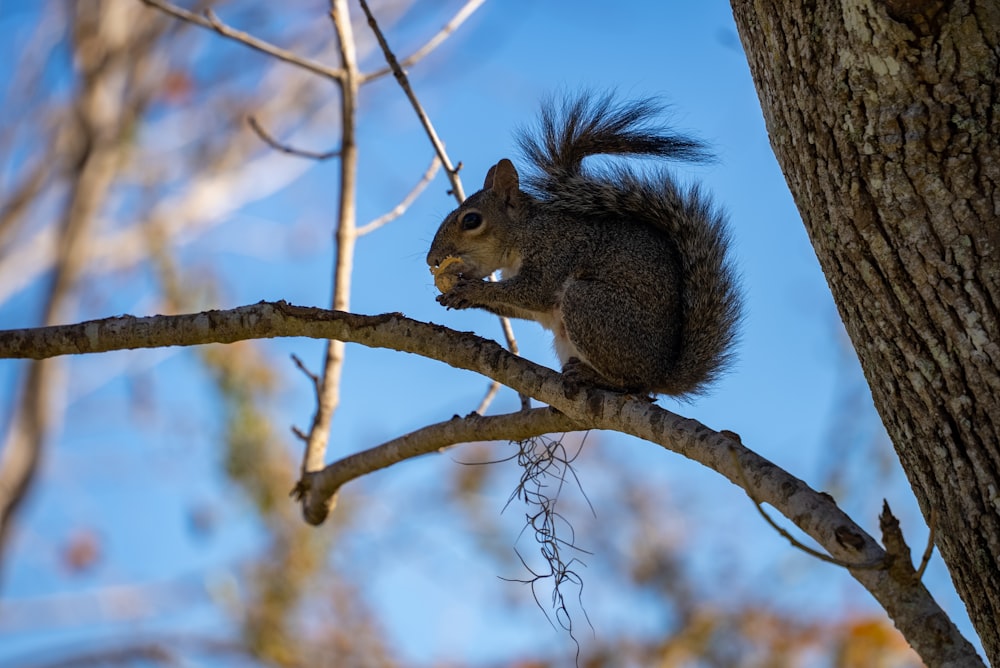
[293,407,581,523]
[0,301,981,666]
[360,0,488,84]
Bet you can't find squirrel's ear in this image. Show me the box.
[486,158,519,203]
[483,163,498,190]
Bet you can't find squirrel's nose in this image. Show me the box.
[426,245,452,268]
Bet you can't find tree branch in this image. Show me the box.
[1,2,140,563]
[0,302,980,664]
[356,0,521,413]
[357,155,441,236]
[293,407,581,523]
[727,446,882,570]
[292,0,361,498]
[139,0,346,83]
[359,0,488,84]
[356,0,465,201]
[247,115,340,160]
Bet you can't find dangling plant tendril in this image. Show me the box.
[500,433,595,656]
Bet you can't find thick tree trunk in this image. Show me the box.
[731,0,999,663]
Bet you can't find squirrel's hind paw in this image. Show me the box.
[561,357,654,401]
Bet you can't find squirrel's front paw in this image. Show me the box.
[436,278,478,310]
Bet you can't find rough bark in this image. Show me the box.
[731,0,1000,663]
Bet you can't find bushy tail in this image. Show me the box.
[664,187,741,396]
[519,93,741,396]
[517,92,710,179]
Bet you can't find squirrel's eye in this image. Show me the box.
[460,212,483,231]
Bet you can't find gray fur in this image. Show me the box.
[428,93,741,397]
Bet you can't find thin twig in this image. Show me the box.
[360,0,488,84]
[357,155,441,236]
[290,353,321,396]
[728,448,884,570]
[358,0,526,412]
[915,507,936,580]
[289,353,320,444]
[140,0,345,83]
[495,307,530,410]
[475,380,503,415]
[247,115,340,160]
[475,287,530,413]
[356,0,465,202]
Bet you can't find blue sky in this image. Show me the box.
[0,0,980,663]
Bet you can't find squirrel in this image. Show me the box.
[426,93,741,397]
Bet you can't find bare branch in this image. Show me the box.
[475,380,503,415]
[293,0,361,484]
[355,0,524,415]
[0,157,50,251]
[0,79,323,306]
[727,447,882,570]
[360,0,488,84]
[916,507,936,581]
[356,0,465,202]
[1,1,140,558]
[493,290,530,411]
[0,362,52,556]
[357,155,441,236]
[290,353,321,396]
[139,0,346,83]
[247,115,340,160]
[879,500,920,583]
[293,407,581,523]
[0,302,981,664]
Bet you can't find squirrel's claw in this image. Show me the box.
[436,279,476,310]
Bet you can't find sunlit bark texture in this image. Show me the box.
[732,0,999,662]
